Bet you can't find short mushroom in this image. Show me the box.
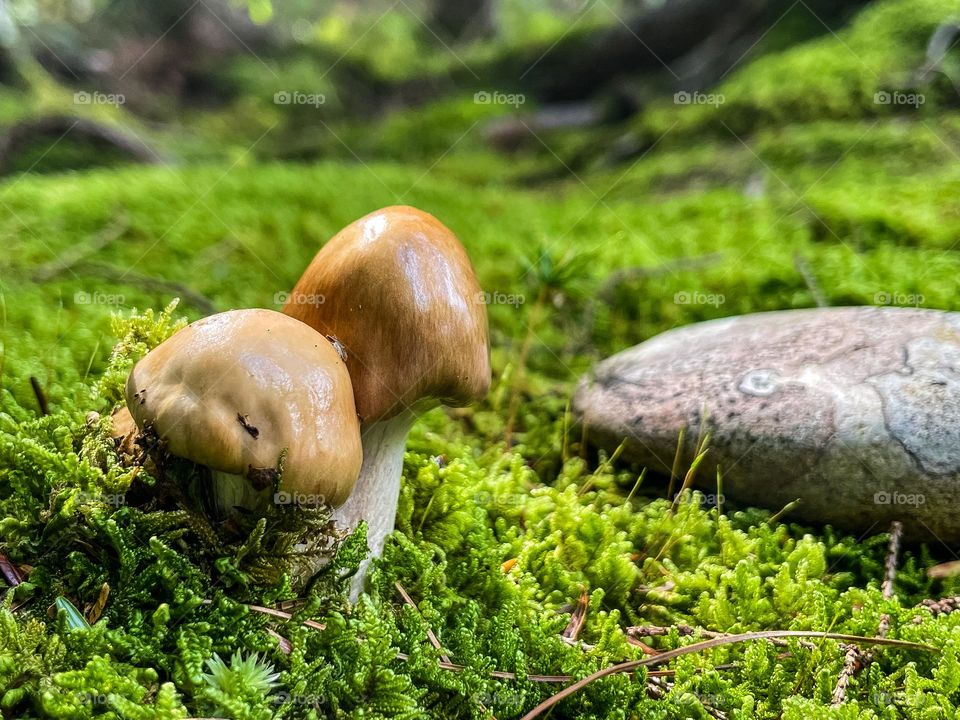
[283,206,490,590]
[125,308,362,517]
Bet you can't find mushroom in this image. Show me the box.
[125,308,362,517]
[283,206,490,590]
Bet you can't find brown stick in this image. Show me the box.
[580,253,724,351]
[520,631,936,720]
[830,644,863,705]
[395,581,453,665]
[561,588,589,643]
[831,520,902,706]
[31,215,129,282]
[627,623,813,650]
[76,262,217,315]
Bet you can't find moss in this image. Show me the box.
[3,306,960,717]
[635,0,960,144]
[4,0,960,715]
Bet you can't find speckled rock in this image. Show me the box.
[573,307,960,542]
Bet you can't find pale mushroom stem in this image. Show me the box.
[210,470,272,517]
[332,409,416,600]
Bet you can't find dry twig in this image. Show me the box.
[831,520,902,706]
[31,215,130,282]
[561,588,589,645]
[520,631,935,720]
[396,582,452,665]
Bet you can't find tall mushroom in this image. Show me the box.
[125,309,362,517]
[283,206,490,588]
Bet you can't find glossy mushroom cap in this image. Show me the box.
[283,205,491,424]
[125,309,362,507]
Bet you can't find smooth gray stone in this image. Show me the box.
[573,307,960,543]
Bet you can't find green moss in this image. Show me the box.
[2,305,960,717]
[636,0,960,144]
[4,0,960,715]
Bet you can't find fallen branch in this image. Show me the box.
[831,520,902,705]
[396,582,452,665]
[520,631,937,720]
[830,644,863,706]
[561,588,589,645]
[0,116,162,175]
[878,520,902,637]
[627,623,813,650]
[580,253,724,349]
[75,262,217,315]
[31,215,130,282]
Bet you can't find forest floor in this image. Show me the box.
[3,0,960,717]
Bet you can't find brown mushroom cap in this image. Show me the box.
[283,205,490,424]
[125,309,362,507]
